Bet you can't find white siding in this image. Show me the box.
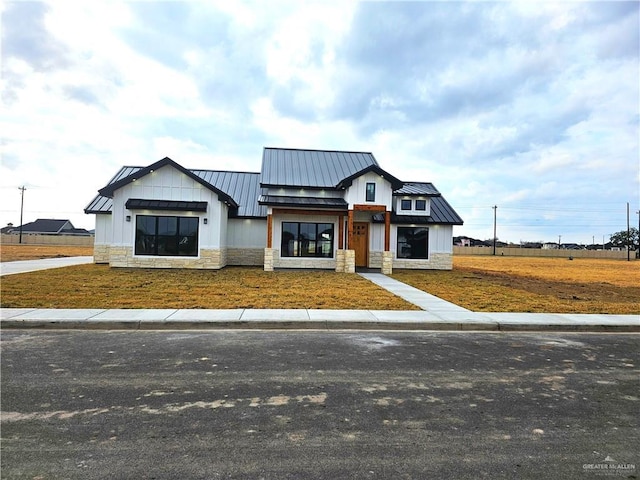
[264,187,343,198]
[227,218,267,247]
[94,214,112,245]
[344,172,393,209]
[110,165,226,249]
[394,197,431,216]
[389,224,453,256]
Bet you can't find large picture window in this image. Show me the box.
[135,215,199,257]
[281,222,334,258]
[397,227,429,259]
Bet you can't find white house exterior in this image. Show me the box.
[85,148,463,273]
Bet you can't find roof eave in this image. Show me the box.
[97,157,239,208]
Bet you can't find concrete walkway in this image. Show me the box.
[0,256,93,276]
[0,258,638,332]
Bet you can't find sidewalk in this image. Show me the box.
[1,259,638,332]
[0,256,93,276]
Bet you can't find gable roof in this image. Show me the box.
[15,219,73,234]
[86,164,265,218]
[97,157,238,208]
[336,164,403,191]
[260,147,380,188]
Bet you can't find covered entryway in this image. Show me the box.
[353,222,369,267]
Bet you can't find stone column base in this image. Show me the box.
[344,250,355,273]
[264,248,274,271]
[381,251,393,275]
[335,250,345,272]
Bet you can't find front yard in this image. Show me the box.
[1,246,638,313]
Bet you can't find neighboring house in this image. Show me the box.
[8,219,92,236]
[85,148,463,273]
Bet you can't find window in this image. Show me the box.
[135,215,198,256]
[366,182,376,202]
[415,199,427,211]
[281,222,334,258]
[397,227,429,259]
[401,199,412,210]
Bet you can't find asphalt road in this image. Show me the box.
[1,331,638,480]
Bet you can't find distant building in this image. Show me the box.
[9,219,92,236]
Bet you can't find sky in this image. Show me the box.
[1,0,639,245]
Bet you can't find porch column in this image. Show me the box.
[384,210,391,251]
[266,214,273,248]
[338,215,344,249]
[347,210,354,249]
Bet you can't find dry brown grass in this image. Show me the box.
[2,250,638,313]
[0,244,93,262]
[392,255,640,314]
[0,265,420,310]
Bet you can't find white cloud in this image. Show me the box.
[0,0,637,242]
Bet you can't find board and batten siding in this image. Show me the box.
[344,172,393,209]
[110,165,227,249]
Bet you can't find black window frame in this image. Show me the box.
[415,199,427,211]
[366,182,376,202]
[401,199,412,210]
[281,222,334,258]
[397,226,429,259]
[135,215,199,257]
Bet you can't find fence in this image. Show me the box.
[453,246,630,259]
[1,234,94,246]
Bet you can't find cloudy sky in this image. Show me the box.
[2,1,638,244]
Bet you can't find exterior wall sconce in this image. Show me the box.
[126,215,131,222]
[203,218,208,224]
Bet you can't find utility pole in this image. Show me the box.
[637,210,640,259]
[492,205,497,256]
[18,186,26,244]
[558,235,561,249]
[627,202,630,261]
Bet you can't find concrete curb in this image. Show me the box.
[1,308,638,332]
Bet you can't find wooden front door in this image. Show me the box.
[353,222,369,267]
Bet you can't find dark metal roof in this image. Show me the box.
[125,199,208,212]
[260,147,379,188]
[259,195,349,209]
[336,164,404,191]
[395,182,440,196]
[191,170,266,218]
[98,157,238,208]
[15,219,72,233]
[372,196,463,225]
[85,195,113,214]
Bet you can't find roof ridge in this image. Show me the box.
[264,146,374,155]
[191,168,259,175]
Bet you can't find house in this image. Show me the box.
[8,219,92,236]
[85,148,463,273]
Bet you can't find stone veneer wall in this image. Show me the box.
[381,251,393,274]
[393,252,453,270]
[344,250,355,273]
[108,246,227,269]
[94,244,110,264]
[227,248,264,266]
[264,248,274,271]
[265,248,339,270]
[368,251,382,269]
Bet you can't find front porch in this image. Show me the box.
[263,204,394,274]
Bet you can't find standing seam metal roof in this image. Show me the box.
[260,147,379,187]
[395,182,440,196]
[85,166,265,218]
